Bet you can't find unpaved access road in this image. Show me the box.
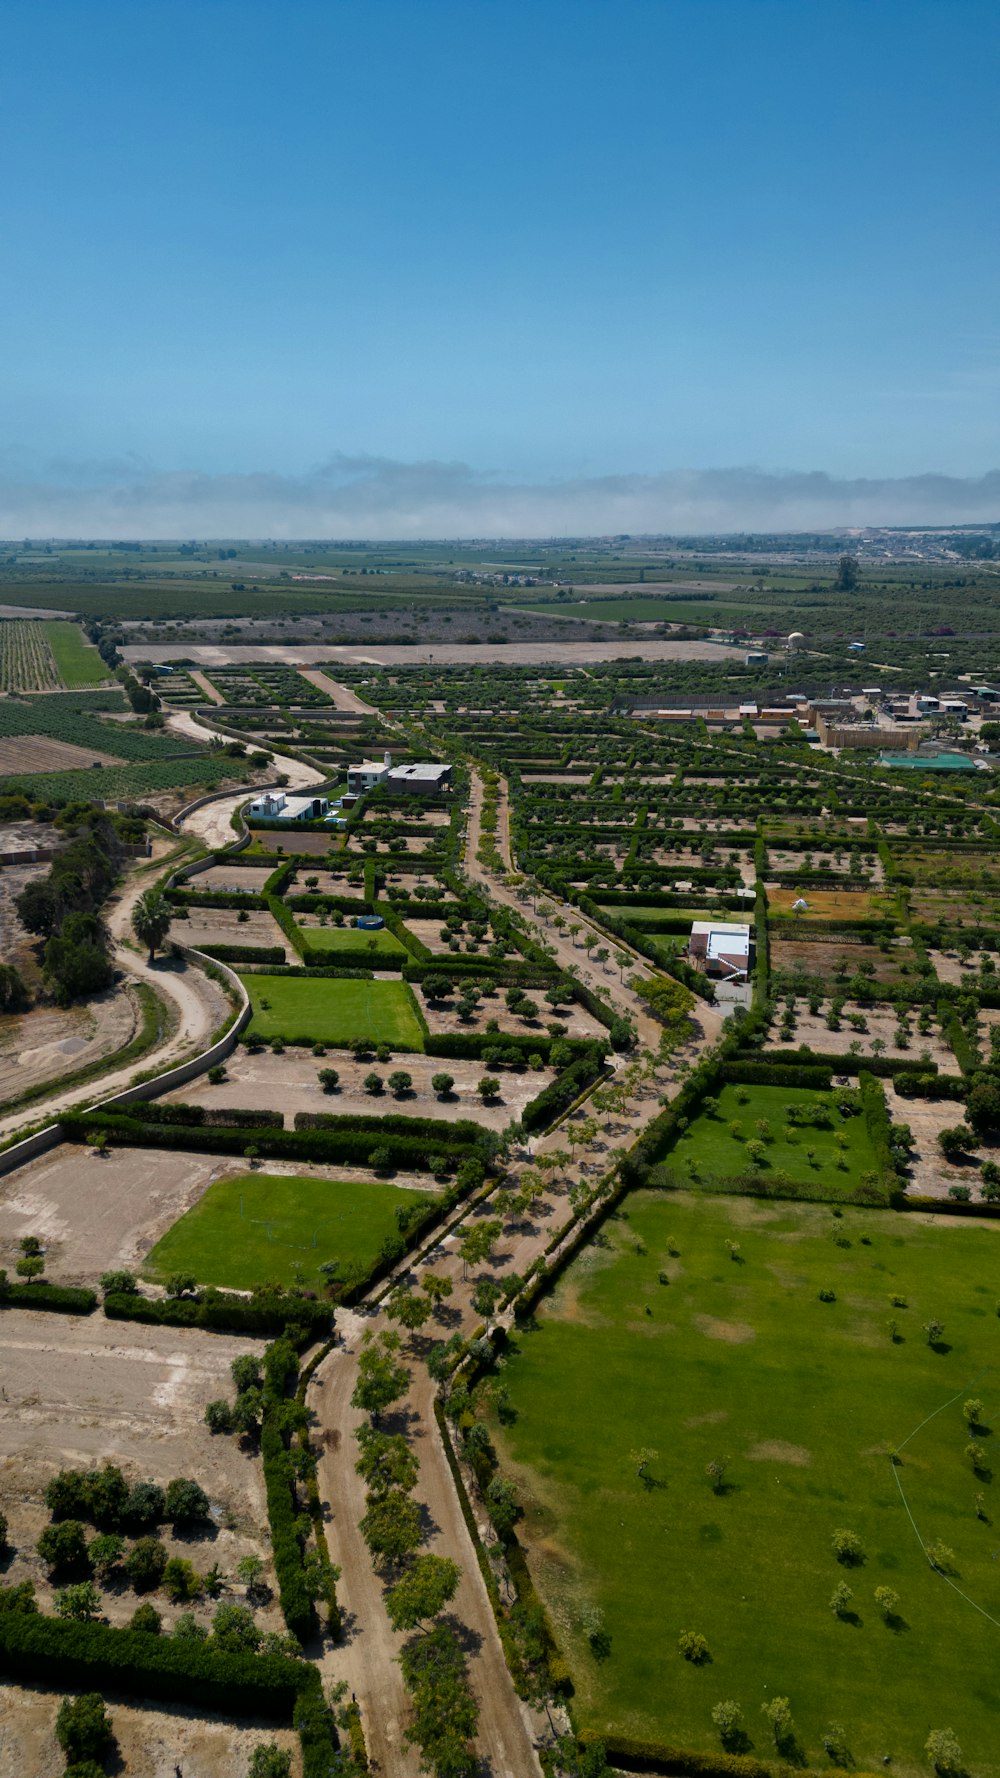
[126,638,744,667]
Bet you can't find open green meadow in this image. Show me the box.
[145,1169,435,1291]
[667,1082,880,1196]
[42,621,109,687]
[297,922,406,958]
[241,972,425,1048]
[494,1191,1000,1772]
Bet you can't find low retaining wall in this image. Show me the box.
[0,1123,64,1180]
[96,949,251,1112]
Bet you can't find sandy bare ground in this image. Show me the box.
[0,1310,276,1598]
[884,1083,996,1199]
[0,985,140,1110]
[0,1143,234,1282]
[125,639,744,668]
[0,1686,301,1778]
[170,906,289,953]
[763,1003,958,1071]
[188,862,277,893]
[165,1046,558,1132]
[189,667,225,704]
[297,667,375,712]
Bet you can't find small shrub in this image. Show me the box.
[678,1628,710,1663]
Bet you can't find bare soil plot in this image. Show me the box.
[188,862,276,893]
[928,948,993,987]
[401,916,498,955]
[0,1311,284,1639]
[251,829,339,856]
[521,773,594,785]
[418,987,607,1042]
[290,866,367,895]
[361,804,450,826]
[768,847,885,885]
[381,869,457,897]
[347,833,437,855]
[170,905,288,953]
[0,1685,300,1778]
[771,936,913,983]
[0,735,125,775]
[884,1083,996,1199]
[0,985,140,1109]
[764,1002,958,1072]
[167,1046,554,1130]
[0,1143,237,1282]
[912,888,1000,925]
[0,859,52,976]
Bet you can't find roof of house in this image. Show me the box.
[388,762,450,782]
[690,920,751,961]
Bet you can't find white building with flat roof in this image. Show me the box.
[688,920,752,982]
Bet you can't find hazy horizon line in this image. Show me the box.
[1,456,999,541]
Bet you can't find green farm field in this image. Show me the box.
[42,621,109,687]
[667,1082,880,1195]
[242,972,426,1048]
[495,1191,1000,1773]
[297,922,406,958]
[145,1170,435,1291]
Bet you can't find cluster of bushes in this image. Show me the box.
[521,1043,607,1134]
[137,1101,283,1130]
[259,1341,323,1643]
[45,1463,211,1536]
[0,1272,96,1315]
[15,810,132,1004]
[200,943,286,965]
[104,1279,330,1342]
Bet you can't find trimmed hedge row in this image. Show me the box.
[0,1611,301,1715]
[859,1069,899,1194]
[261,1342,314,1642]
[63,1111,485,1172]
[720,1060,833,1090]
[586,1735,771,1778]
[104,1290,331,1340]
[138,1102,282,1129]
[424,1030,596,1064]
[751,1047,939,1079]
[0,1281,96,1315]
[521,1043,607,1134]
[199,943,286,965]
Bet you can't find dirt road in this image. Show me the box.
[297,667,377,712]
[125,638,745,668]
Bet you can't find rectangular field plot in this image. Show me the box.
[494,1192,1000,1770]
[669,1082,880,1193]
[145,1170,436,1292]
[42,620,110,687]
[170,906,288,953]
[241,972,426,1048]
[771,937,915,985]
[250,828,340,855]
[295,918,406,957]
[188,862,276,893]
[168,1044,553,1131]
[766,885,882,920]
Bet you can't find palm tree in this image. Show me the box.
[132,888,172,961]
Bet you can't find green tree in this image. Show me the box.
[761,1696,795,1749]
[212,1601,263,1653]
[925,1729,964,1775]
[87,1534,124,1578]
[129,1600,163,1634]
[711,1700,744,1750]
[162,1556,201,1602]
[131,888,173,961]
[831,1527,864,1564]
[37,1520,88,1575]
[55,1581,103,1621]
[351,1334,410,1421]
[248,1747,292,1778]
[359,1488,422,1568]
[55,1693,114,1765]
[830,1580,853,1617]
[164,1477,211,1525]
[355,1425,420,1497]
[874,1584,899,1621]
[125,1536,167,1591]
[431,1072,455,1098]
[385,1554,461,1632]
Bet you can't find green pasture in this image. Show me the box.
[42,621,109,688]
[241,972,425,1048]
[495,1191,1000,1771]
[667,1082,879,1194]
[145,1170,434,1291]
[297,922,405,958]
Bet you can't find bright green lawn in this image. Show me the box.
[669,1082,878,1194]
[495,1192,1000,1772]
[42,621,110,688]
[145,1170,435,1291]
[241,972,425,1048]
[298,922,405,957]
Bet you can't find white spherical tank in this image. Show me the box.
[787,631,805,651]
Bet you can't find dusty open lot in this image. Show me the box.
[0,1143,240,1283]
[0,984,141,1109]
[884,1083,999,1200]
[0,1313,286,1663]
[418,985,607,1042]
[165,1044,555,1130]
[0,1685,301,1778]
[763,1002,958,1072]
[0,857,52,977]
[251,829,341,857]
[771,936,914,983]
[400,916,500,955]
[170,905,288,954]
[124,638,745,667]
[187,862,276,893]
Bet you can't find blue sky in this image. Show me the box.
[1,0,998,534]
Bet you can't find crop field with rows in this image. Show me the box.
[0,620,61,691]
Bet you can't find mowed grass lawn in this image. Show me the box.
[297,922,405,957]
[145,1170,435,1291]
[42,621,110,687]
[241,973,425,1048]
[494,1193,1000,1772]
[673,1083,879,1193]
